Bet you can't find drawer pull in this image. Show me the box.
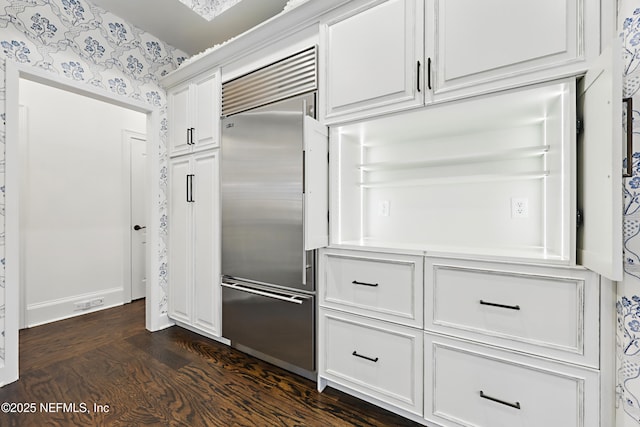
[480,390,521,410]
[352,351,379,363]
[479,300,521,311]
[352,280,379,287]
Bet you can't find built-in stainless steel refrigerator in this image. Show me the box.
[219,47,327,380]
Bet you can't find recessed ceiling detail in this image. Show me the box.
[178,0,243,21]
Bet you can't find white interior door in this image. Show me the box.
[129,132,147,301]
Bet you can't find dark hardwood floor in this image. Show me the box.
[0,300,422,426]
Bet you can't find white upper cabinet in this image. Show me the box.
[321,0,425,124]
[427,0,598,101]
[168,69,220,157]
[321,0,599,123]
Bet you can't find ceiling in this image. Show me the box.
[89,0,290,56]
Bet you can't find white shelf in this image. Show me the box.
[358,145,549,171]
[360,170,549,188]
[335,239,568,265]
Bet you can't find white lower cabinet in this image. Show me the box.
[317,248,605,427]
[321,248,424,327]
[425,258,600,368]
[423,333,599,427]
[168,150,221,337]
[319,308,423,415]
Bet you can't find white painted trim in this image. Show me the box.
[14,62,151,114]
[3,61,169,386]
[25,287,124,328]
[3,61,21,387]
[600,277,616,427]
[160,0,352,87]
[17,104,27,331]
[122,131,133,305]
[145,109,174,332]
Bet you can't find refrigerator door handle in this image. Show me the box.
[221,282,307,305]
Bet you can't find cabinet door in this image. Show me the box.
[192,151,221,336]
[577,45,623,281]
[192,71,220,152]
[427,0,594,99]
[303,116,328,250]
[319,308,424,415]
[168,82,192,157]
[424,333,599,427]
[322,0,424,123]
[168,157,192,323]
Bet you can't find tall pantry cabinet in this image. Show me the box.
[166,69,222,338]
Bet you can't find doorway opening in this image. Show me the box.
[2,61,161,386]
[17,78,149,328]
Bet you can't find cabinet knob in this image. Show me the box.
[133,225,146,231]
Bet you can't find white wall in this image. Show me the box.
[19,78,145,326]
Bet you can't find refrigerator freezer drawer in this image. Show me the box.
[221,281,315,375]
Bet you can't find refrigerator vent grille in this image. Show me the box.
[222,46,317,116]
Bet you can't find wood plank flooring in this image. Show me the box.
[0,301,422,426]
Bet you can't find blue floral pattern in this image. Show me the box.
[0,0,189,367]
[1,40,30,63]
[620,3,640,426]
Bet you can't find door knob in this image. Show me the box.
[133,225,146,231]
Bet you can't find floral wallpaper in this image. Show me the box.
[0,0,188,366]
[619,1,640,426]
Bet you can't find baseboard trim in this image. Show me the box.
[26,287,124,327]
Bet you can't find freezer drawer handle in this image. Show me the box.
[479,390,521,410]
[479,300,520,311]
[352,351,379,363]
[352,280,379,287]
[221,282,305,305]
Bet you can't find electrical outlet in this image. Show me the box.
[378,200,390,217]
[511,197,529,219]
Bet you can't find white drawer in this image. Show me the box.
[320,249,423,327]
[425,258,599,367]
[424,333,599,427]
[318,308,423,415]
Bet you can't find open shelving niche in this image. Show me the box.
[330,78,576,264]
